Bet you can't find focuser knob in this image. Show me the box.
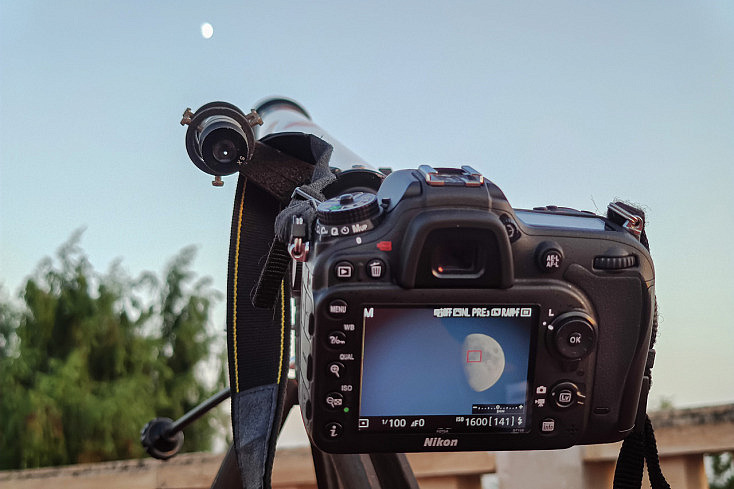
[315,192,380,238]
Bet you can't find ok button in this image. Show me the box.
[551,314,596,360]
[568,332,582,345]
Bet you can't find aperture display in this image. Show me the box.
[359,305,536,433]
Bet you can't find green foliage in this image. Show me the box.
[709,452,734,489]
[0,233,225,469]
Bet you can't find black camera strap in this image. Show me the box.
[227,176,291,489]
[609,203,670,489]
[226,136,333,489]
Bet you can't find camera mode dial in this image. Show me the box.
[316,192,380,238]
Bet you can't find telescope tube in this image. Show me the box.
[254,97,375,172]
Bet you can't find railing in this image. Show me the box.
[2,403,732,489]
[582,403,734,489]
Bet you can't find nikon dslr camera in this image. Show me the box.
[297,165,655,453]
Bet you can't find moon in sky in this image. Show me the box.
[201,23,214,39]
[462,333,505,392]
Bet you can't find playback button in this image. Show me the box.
[335,261,354,280]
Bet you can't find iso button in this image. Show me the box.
[325,392,344,410]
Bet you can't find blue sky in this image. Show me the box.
[1,1,732,408]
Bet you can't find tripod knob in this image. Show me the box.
[140,417,184,460]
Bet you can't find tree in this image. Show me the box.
[709,452,734,489]
[0,232,226,469]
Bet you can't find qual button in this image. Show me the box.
[327,362,345,379]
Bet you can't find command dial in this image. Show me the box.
[317,192,379,226]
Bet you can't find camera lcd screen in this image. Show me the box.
[358,305,536,434]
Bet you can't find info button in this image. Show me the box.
[541,418,557,433]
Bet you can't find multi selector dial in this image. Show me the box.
[549,312,596,360]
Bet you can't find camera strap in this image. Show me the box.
[226,136,333,489]
[609,203,670,489]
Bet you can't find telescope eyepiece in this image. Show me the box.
[184,102,258,176]
[198,116,248,172]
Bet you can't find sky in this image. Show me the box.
[1,1,733,413]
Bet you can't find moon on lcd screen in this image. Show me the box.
[201,23,214,39]
[462,333,505,392]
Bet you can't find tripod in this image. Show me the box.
[141,379,419,489]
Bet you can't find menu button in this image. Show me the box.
[328,300,348,317]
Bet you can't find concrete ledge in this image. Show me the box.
[0,448,496,489]
[583,403,734,461]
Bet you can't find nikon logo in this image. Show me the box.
[423,437,458,447]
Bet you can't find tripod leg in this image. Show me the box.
[311,452,419,489]
[369,453,420,489]
[209,445,241,489]
[310,445,342,489]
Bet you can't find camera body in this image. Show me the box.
[296,165,654,453]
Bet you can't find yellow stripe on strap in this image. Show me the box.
[277,280,285,382]
[232,179,247,393]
